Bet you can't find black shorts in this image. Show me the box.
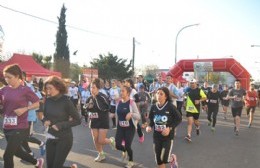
[186,112,200,120]
[221,100,229,107]
[89,114,110,129]
[153,137,173,165]
[231,107,243,117]
[246,106,256,113]
[110,105,116,113]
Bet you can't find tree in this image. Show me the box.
[90,53,133,80]
[53,4,70,78]
[32,52,52,69]
[70,63,82,82]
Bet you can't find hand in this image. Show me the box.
[125,112,132,121]
[14,107,27,116]
[146,126,152,133]
[195,100,200,105]
[162,127,170,136]
[52,125,59,131]
[44,120,51,127]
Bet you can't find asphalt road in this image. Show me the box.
[0,107,260,168]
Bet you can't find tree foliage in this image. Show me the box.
[90,53,133,80]
[53,4,70,78]
[32,53,52,69]
[70,63,82,82]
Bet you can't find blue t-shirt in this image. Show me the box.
[116,100,134,127]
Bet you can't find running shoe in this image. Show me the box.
[247,123,251,128]
[110,137,116,150]
[125,161,134,168]
[94,153,106,162]
[71,163,78,168]
[36,158,44,168]
[139,134,145,143]
[170,154,178,168]
[211,127,215,132]
[39,142,46,156]
[185,135,192,142]
[196,128,200,135]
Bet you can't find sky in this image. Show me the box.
[0,0,260,80]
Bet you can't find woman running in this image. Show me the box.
[114,86,140,168]
[0,64,43,168]
[43,76,80,168]
[220,84,230,120]
[146,87,182,168]
[85,78,115,162]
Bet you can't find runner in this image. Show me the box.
[176,81,184,116]
[220,84,230,120]
[201,81,211,114]
[43,76,80,168]
[137,84,151,128]
[85,78,115,162]
[0,64,43,168]
[124,78,145,143]
[227,79,246,136]
[114,86,140,168]
[207,84,221,132]
[244,83,258,128]
[165,75,179,106]
[109,79,120,129]
[80,85,91,126]
[184,79,207,142]
[146,87,182,168]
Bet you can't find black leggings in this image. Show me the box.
[208,108,218,127]
[21,121,42,153]
[176,101,183,115]
[115,126,135,161]
[46,136,73,168]
[4,129,37,168]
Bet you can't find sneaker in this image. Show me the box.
[110,137,116,150]
[248,123,251,128]
[39,142,46,156]
[196,128,200,135]
[71,163,78,168]
[36,158,44,168]
[170,154,178,168]
[94,153,106,162]
[139,134,145,143]
[125,161,134,168]
[185,135,192,142]
[121,151,128,162]
[211,127,215,132]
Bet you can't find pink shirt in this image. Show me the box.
[0,85,39,130]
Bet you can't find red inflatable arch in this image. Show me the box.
[167,58,251,89]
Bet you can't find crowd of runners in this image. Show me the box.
[0,64,259,168]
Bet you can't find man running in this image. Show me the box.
[245,83,258,128]
[185,79,207,142]
[227,80,246,135]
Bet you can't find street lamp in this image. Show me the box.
[175,23,199,64]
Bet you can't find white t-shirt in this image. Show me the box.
[69,86,79,99]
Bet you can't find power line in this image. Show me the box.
[0,4,129,41]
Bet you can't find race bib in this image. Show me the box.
[155,124,166,132]
[249,97,255,101]
[88,112,99,119]
[119,120,130,127]
[234,97,242,101]
[3,116,18,126]
[188,106,195,111]
[209,99,217,103]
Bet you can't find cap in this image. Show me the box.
[190,79,197,83]
[139,84,145,88]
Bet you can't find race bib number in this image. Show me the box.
[188,106,195,111]
[234,97,242,101]
[249,97,255,101]
[209,99,217,103]
[88,112,99,119]
[119,121,130,127]
[3,116,18,126]
[155,124,166,132]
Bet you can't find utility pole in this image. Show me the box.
[132,37,135,75]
